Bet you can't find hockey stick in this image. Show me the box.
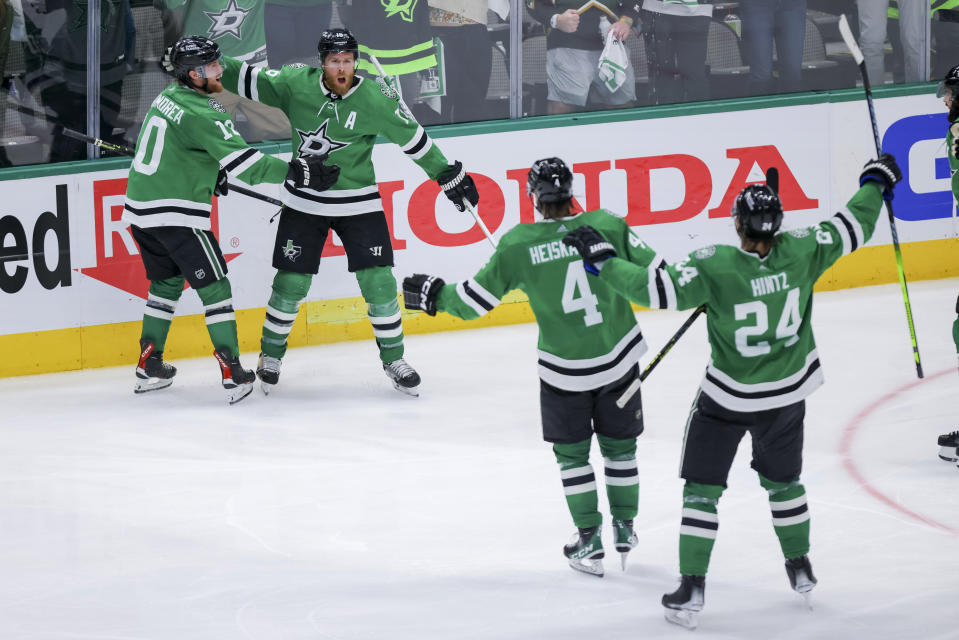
[364,51,497,249]
[838,14,924,379]
[2,97,285,208]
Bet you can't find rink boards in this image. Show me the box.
[1,89,957,376]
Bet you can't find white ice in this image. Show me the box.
[1,278,957,640]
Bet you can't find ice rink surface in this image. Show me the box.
[2,278,957,640]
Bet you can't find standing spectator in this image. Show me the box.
[858,0,926,84]
[932,1,959,78]
[739,0,807,95]
[935,65,959,464]
[263,0,333,67]
[404,157,666,576]
[641,0,713,104]
[429,0,493,124]
[568,154,902,628]
[124,36,337,404]
[526,1,641,114]
[218,28,479,397]
[157,0,290,141]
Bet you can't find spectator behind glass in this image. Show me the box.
[858,0,926,84]
[157,0,290,142]
[738,0,807,95]
[641,0,713,105]
[21,0,130,162]
[264,0,333,67]
[428,0,493,124]
[526,1,641,114]
[932,1,959,79]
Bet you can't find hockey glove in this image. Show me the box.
[437,160,480,212]
[213,167,229,197]
[161,45,174,74]
[562,225,616,275]
[287,155,341,191]
[403,274,445,316]
[858,153,901,201]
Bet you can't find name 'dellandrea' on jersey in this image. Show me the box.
[529,239,578,265]
[151,94,184,124]
[750,272,789,297]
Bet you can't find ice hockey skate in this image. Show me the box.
[785,555,817,608]
[662,574,705,630]
[612,518,638,570]
[563,526,604,577]
[256,353,281,395]
[383,358,420,396]
[134,341,176,394]
[937,431,959,462]
[214,349,255,405]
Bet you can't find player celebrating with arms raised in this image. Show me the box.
[404,157,666,576]
[564,154,901,628]
[218,28,479,397]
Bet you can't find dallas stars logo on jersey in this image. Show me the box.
[204,0,251,40]
[383,0,419,22]
[296,120,350,157]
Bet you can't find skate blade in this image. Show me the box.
[226,382,254,405]
[260,380,274,396]
[938,445,958,461]
[800,591,813,610]
[619,551,630,571]
[664,607,699,630]
[390,380,419,397]
[567,557,604,577]
[134,378,173,394]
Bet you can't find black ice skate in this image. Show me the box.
[383,358,420,396]
[214,349,255,405]
[563,526,604,577]
[937,431,959,462]
[612,518,638,570]
[785,555,817,608]
[662,574,705,630]
[134,341,176,394]
[256,353,281,395]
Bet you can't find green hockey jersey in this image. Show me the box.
[123,82,290,230]
[220,57,451,217]
[598,182,886,411]
[436,209,664,391]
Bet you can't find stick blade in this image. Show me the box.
[838,14,864,66]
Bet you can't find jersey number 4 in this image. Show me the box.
[733,287,801,357]
[562,262,603,327]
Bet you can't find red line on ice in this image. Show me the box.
[839,367,958,535]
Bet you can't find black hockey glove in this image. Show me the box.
[858,153,901,201]
[213,167,229,197]
[562,225,616,275]
[437,160,479,212]
[403,274,445,316]
[287,155,341,191]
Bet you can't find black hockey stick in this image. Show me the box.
[838,14,924,379]
[3,97,284,208]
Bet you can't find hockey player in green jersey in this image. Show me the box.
[403,157,667,576]
[123,36,339,404]
[218,27,479,397]
[564,154,902,627]
[934,65,959,465]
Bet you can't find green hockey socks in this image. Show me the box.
[140,277,184,351]
[554,439,601,529]
[597,434,639,522]
[261,270,312,359]
[356,266,404,364]
[677,482,724,576]
[196,277,239,357]
[760,474,811,560]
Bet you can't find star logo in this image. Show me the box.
[204,0,251,41]
[296,120,350,158]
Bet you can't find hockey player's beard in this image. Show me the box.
[325,69,355,96]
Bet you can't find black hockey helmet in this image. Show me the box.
[937,64,959,98]
[527,157,573,204]
[318,28,359,64]
[170,36,222,82]
[733,184,783,240]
